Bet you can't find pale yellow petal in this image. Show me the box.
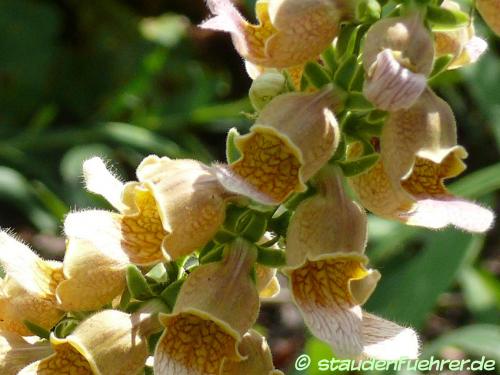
[82,157,126,212]
[137,156,227,259]
[221,329,283,375]
[255,264,280,298]
[286,166,367,269]
[56,239,126,311]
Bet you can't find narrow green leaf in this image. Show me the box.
[226,127,241,163]
[345,92,373,111]
[427,5,469,30]
[257,246,286,267]
[126,265,155,300]
[304,62,331,88]
[240,213,268,243]
[334,55,359,91]
[366,230,485,328]
[429,54,454,79]
[321,45,337,74]
[422,325,500,363]
[335,24,357,61]
[160,279,185,310]
[23,320,50,340]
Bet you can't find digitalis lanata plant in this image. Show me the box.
[0,0,496,374]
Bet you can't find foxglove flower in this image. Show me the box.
[363,13,434,111]
[201,0,351,69]
[349,89,494,232]
[217,86,340,204]
[0,232,64,335]
[154,238,260,374]
[19,310,149,375]
[434,1,487,69]
[284,166,419,359]
[58,156,231,311]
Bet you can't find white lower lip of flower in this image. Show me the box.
[364,49,427,111]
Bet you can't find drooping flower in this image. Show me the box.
[18,310,149,375]
[348,89,494,232]
[284,166,419,359]
[201,0,352,69]
[216,86,340,205]
[476,0,500,36]
[363,13,434,111]
[154,238,260,374]
[221,329,283,374]
[434,1,487,69]
[0,232,64,336]
[0,332,52,375]
[58,156,231,311]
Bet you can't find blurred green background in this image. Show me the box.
[0,0,498,373]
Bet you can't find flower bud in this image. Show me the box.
[201,0,351,68]
[476,0,500,36]
[363,13,434,110]
[249,71,287,111]
[217,86,340,204]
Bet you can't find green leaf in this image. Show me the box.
[449,162,500,198]
[422,325,500,363]
[459,267,500,320]
[256,246,286,267]
[304,62,331,88]
[126,265,155,300]
[321,45,337,74]
[54,318,79,338]
[160,279,185,311]
[23,320,50,340]
[427,5,469,30]
[145,263,168,283]
[366,229,485,328]
[345,92,373,111]
[429,54,454,80]
[226,127,242,164]
[335,24,358,61]
[338,153,379,177]
[334,55,359,91]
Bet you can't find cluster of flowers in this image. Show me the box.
[1,0,497,373]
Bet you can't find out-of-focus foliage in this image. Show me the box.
[0,0,498,374]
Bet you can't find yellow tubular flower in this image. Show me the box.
[221,329,283,375]
[0,333,53,375]
[284,167,419,359]
[363,13,434,111]
[0,232,64,336]
[154,239,260,375]
[136,155,231,259]
[349,89,494,232]
[58,156,231,311]
[19,310,149,375]
[201,0,351,69]
[434,1,487,69]
[217,86,340,205]
[476,0,500,36]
